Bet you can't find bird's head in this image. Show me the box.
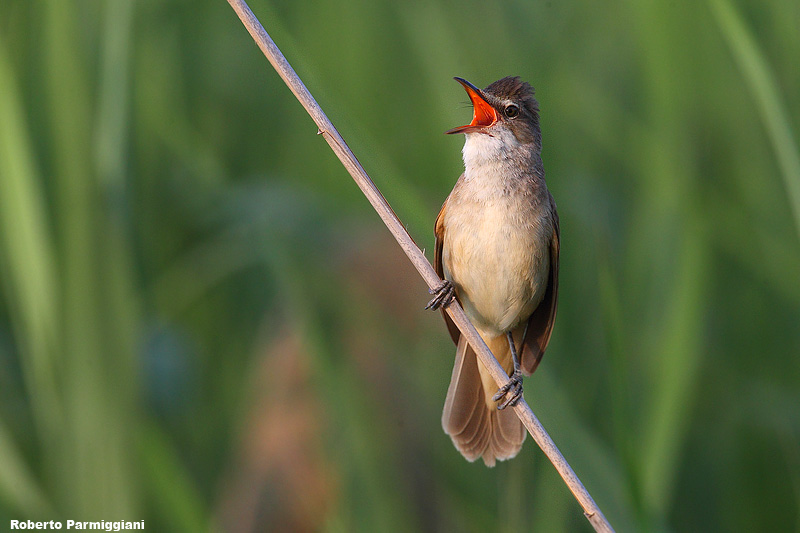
[446,76,541,150]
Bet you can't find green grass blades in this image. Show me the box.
[0,0,798,530]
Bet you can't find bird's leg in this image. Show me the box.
[493,331,524,409]
[425,280,455,310]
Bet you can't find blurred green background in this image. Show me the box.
[1,0,799,531]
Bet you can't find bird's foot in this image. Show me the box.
[493,370,523,410]
[425,280,455,310]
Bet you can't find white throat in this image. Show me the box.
[462,128,521,180]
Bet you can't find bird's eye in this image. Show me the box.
[504,104,519,118]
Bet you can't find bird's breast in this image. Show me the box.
[442,179,551,336]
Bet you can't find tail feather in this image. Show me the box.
[442,338,482,436]
[442,336,526,467]
[459,405,492,461]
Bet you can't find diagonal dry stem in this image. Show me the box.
[225,1,614,531]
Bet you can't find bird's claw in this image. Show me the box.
[425,280,455,310]
[493,371,524,410]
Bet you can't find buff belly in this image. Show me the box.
[441,193,550,338]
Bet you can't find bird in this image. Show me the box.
[426,76,559,467]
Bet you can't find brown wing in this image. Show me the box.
[520,195,560,375]
[434,194,461,345]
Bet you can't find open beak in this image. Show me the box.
[445,77,498,135]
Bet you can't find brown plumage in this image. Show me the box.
[434,77,559,466]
